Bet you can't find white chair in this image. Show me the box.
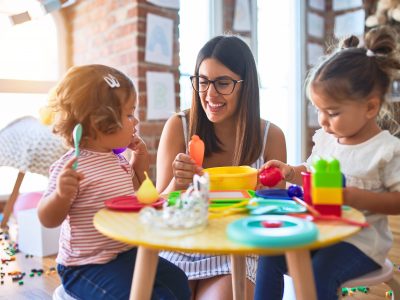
[53,285,77,300]
[340,258,400,300]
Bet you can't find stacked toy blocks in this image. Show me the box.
[311,157,343,216]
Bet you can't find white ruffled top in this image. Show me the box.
[305,129,400,266]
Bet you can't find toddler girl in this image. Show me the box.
[255,26,400,300]
[38,64,190,300]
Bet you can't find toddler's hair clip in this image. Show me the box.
[104,74,120,88]
[366,49,375,57]
[366,49,386,58]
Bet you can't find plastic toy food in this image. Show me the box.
[136,172,159,204]
[259,167,283,187]
[189,135,205,167]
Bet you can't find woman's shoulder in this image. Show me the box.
[261,119,285,140]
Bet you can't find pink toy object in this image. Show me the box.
[259,167,283,187]
[13,192,43,216]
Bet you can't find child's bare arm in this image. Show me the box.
[344,188,400,214]
[128,134,149,189]
[38,157,84,228]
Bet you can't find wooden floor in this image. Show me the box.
[1,216,399,299]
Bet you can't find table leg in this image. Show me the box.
[130,246,159,300]
[1,171,25,229]
[285,249,317,300]
[231,254,246,300]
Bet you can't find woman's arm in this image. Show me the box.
[156,114,198,194]
[262,122,288,188]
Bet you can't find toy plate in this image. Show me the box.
[104,195,165,212]
[168,190,255,206]
[247,199,306,215]
[227,215,318,248]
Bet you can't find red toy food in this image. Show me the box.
[259,167,283,187]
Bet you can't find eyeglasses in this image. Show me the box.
[190,76,244,95]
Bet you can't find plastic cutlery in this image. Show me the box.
[72,123,83,170]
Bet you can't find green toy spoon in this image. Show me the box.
[72,123,82,170]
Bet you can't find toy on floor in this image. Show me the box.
[259,166,283,187]
[139,174,209,236]
[188,135,204,167]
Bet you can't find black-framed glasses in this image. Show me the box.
[190,76,244,95]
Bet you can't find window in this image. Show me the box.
[256,1,304,164]
[179,0,222,110]
[0,5,65,198]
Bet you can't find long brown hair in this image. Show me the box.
[306,26,400,137]
[188,35,262,165]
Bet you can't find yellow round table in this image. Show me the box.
[93,208,365,300]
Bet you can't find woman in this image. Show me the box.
[156,35,287,300]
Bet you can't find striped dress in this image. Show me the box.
[43,149,133,266]
[159,114,270,283]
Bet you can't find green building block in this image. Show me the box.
[311,157,342,188]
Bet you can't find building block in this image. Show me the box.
[311,158,342,188]
[312,187,343,205]
[314,204,342,216]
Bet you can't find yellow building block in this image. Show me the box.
[312,187,343,205]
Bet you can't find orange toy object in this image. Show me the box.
[189,135,205,167]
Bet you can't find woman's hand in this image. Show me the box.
[172,153,203,190]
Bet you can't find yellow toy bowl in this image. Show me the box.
[204,166,258,191]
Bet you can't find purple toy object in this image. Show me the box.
[112,147,127,154]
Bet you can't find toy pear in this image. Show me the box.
[137,171,159,204]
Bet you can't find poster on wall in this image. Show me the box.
[145,13,173,66]
[146,0,179,10]
[146,71,176,120]
[233,0,251,32]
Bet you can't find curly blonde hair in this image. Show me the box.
[50,64,136,147]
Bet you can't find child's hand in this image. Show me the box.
[56,157,84,202]
[128,134,149,183]
[172,153,203,190]
[127,134,148,156]
[260,160,295,182]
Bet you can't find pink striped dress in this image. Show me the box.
[43,149,133,266]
